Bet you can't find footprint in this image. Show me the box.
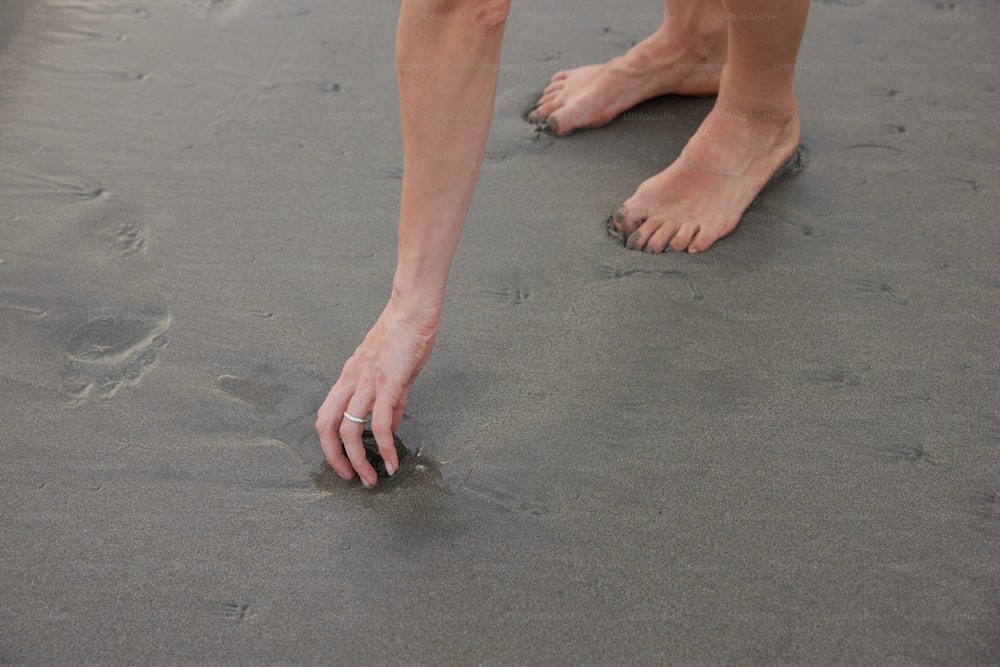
[847,278,908,305]
[61,311,170,402]
[180,0,240,20]
[49,0,150,19]
[596,263,703,300]
[881,441,947,466]
[971,490,998,520]
[216,374,285,413]
[799,368,860,387]
[480,288,531,305]
[79,203,147,257]
[66,313,167,362]
[459,480,549,516]
[217,601,253,622]
[380,165,403,181]
[41,27,129,43]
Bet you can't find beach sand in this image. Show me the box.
[1,0,998,663]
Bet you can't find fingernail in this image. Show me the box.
[385,461,395,476]
[361,478,373,489]
[626,231,640,249]
[338,472,351,481]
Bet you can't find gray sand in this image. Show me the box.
[2,0,999,663]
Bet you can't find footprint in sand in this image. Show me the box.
[49,0,151,19]
[79,202,147,258]
[61,311,170,402]
[218,601,253,621]
[180,0,241,21]
[215,374,285,413]
[459,480,550,516]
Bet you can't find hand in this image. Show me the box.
[316,297,439,488]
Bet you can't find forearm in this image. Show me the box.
[391,1,509,315]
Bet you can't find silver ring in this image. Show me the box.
[342,411,368,424]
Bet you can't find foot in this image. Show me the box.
[610,94,802,254]
[525,24,727,136]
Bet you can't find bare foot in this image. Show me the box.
[610,94,802,254]
[525,24,727,136]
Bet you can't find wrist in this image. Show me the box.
[389,274,445,326]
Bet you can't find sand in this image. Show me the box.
[1,0,998,663]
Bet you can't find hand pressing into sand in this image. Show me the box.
[316,298,439,488]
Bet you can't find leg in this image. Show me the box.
[527,0,728,136]
[612,0,809,253]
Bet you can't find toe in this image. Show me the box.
[688,227,717,254]
[543,112,572,136]
[542,79,566,96]
[548,100,611,135]
[611,205,639,238]
[645,220,681,254]
[528,100,560,124]
[551,70,571,83]
[689,219,738,253]
[625,219,657,251]
[668,224,699,253]
[537,89,561,107]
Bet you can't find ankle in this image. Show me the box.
[657,7,728,56]
[716,85,800,124]
[623,14,726,69]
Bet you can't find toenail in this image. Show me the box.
[606,215,626,243]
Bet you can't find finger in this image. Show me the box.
[340,397,378,489]
[370,385,400,476]
[316,390,355,481]
[391,398,407,434]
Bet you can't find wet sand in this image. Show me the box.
[2,0,999,663]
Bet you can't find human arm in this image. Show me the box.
[315,0,512,488]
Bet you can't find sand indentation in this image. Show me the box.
[180,0,242,21]
[800,369,860,387]
[481,288,532,305]
[61,311,170,402]
[597,263,703,300]
[848,278,908,304]
[459,481,549,516]
[49,0,150,19]
[216,374,285,413]
[218,601,253,621]
[66,314,166,362]
[80,204,147,257]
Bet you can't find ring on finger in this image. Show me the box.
[343,411,368,425]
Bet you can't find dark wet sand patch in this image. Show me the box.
[311,434,446,496]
